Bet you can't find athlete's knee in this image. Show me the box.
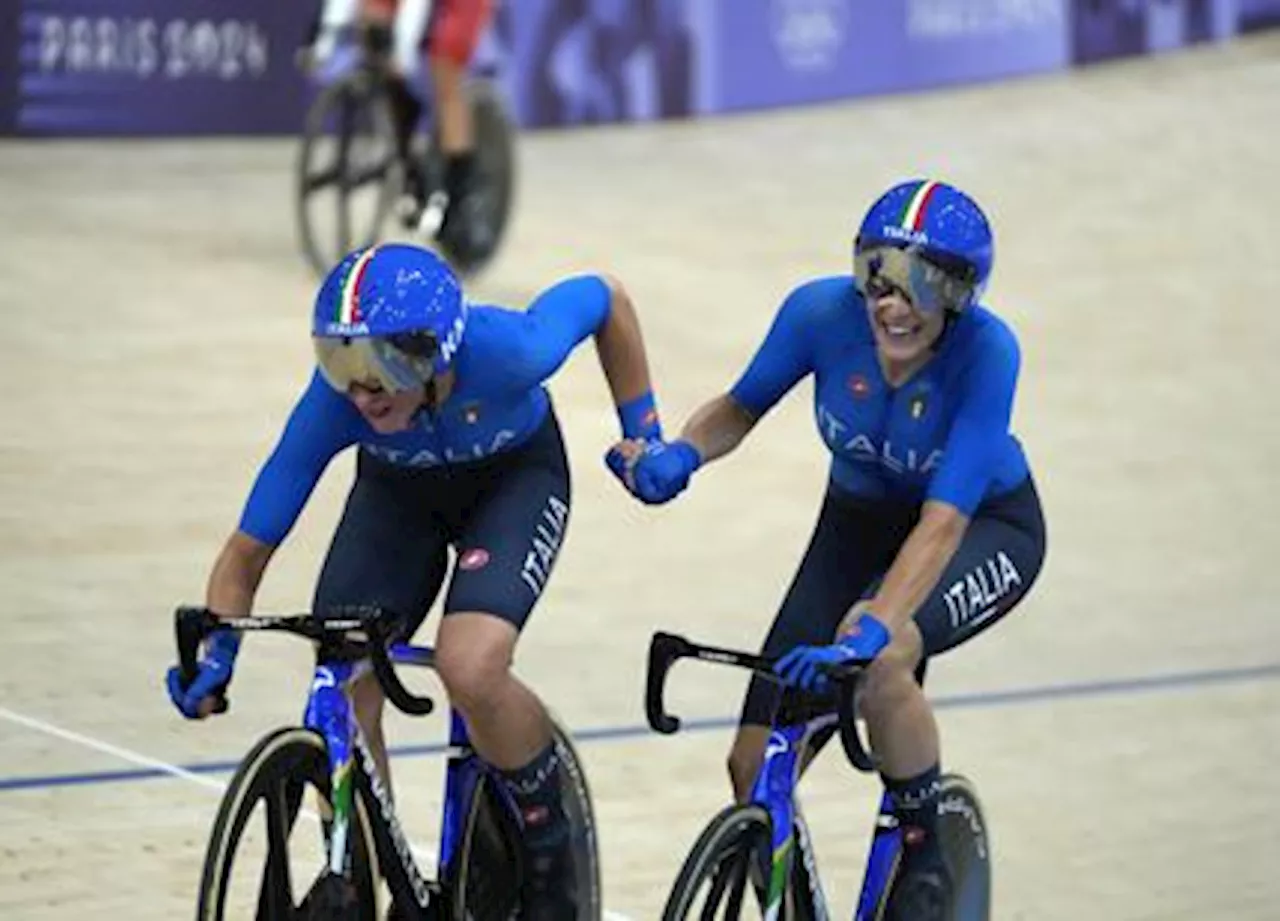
[859,621,924,723]
[434,612,517,716]
[727,726,769,801]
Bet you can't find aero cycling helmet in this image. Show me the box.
[853,179,994,315]
[312,243,466,393]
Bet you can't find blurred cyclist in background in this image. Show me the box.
[306,0,496,262]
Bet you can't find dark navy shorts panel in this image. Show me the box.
[312,411,571,641]
[911,477,1046,656]
[738,491,912,727]
[738,478,1045,728]
[443,416,571,629]
[312,468,451,643]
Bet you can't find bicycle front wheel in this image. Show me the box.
[295,74,403,278]
[197,726,380,921]
[662,803,773,920]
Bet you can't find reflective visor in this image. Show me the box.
[313,337,433,394]
[854,245,975,314]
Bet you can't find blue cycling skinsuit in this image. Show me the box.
[238,274,613,635]
[735,276,1046,726]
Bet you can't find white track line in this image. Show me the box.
[0,705,225,790]
[0,705,634,921]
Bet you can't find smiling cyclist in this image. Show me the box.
[608,179,1048,921]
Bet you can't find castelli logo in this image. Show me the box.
[848,374,872,399]
[458,548,490,571]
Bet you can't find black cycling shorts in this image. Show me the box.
[313,410,571,639]
[739,477,1046,727]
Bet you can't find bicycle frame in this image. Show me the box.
[748,716,828,920]
[749,715,902,921]
[301,644,512,919]
[852,791,903,921]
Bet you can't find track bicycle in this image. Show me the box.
[175,605,600,920]
[294,23,515,279]
[645,631,991,920]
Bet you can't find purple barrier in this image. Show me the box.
[492,1,1072,126]
[1,0,1273,136]
[1071,0,1239,64]
[493,0,694,127]
[705,1,1071,113]
[1239,0,1280,30]
[1,7,18,135]
[10,0,313,136]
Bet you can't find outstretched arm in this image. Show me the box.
[513,273,667,437]
[675,279,820,463]
[593,274,664,437]
[607,281,819,503]
[862,500,969,633]
[214,371,359,616]
[205,531,276,618]
[678,393,757,464]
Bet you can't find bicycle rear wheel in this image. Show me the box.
[452,773,522,921]
[295,73,403,278]
[452,716,601,920]
[662,803,773,920]
[937,773,991,920]
[197,726,380,921]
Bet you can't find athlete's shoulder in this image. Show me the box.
[782,274,858,312]
[944,305,1022,387]
[776,274,862,328]
[959,305,1020,359]
[450,302,509,363]
[270,368,363,454]
[464,301,516,329]
[454,301,554,391]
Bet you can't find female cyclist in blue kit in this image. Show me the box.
[609,179,1047,920]
[167,242,669,919]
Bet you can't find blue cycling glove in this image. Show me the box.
[166,629,240,719]
[774,613,891,693]
[605,438,702,505]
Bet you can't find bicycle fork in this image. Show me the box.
[752,724,833,921]
[305,661,440,916]
[305,663,361,877]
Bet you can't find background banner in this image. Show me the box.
[12,0,310,135]
[0,0,1273,136]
